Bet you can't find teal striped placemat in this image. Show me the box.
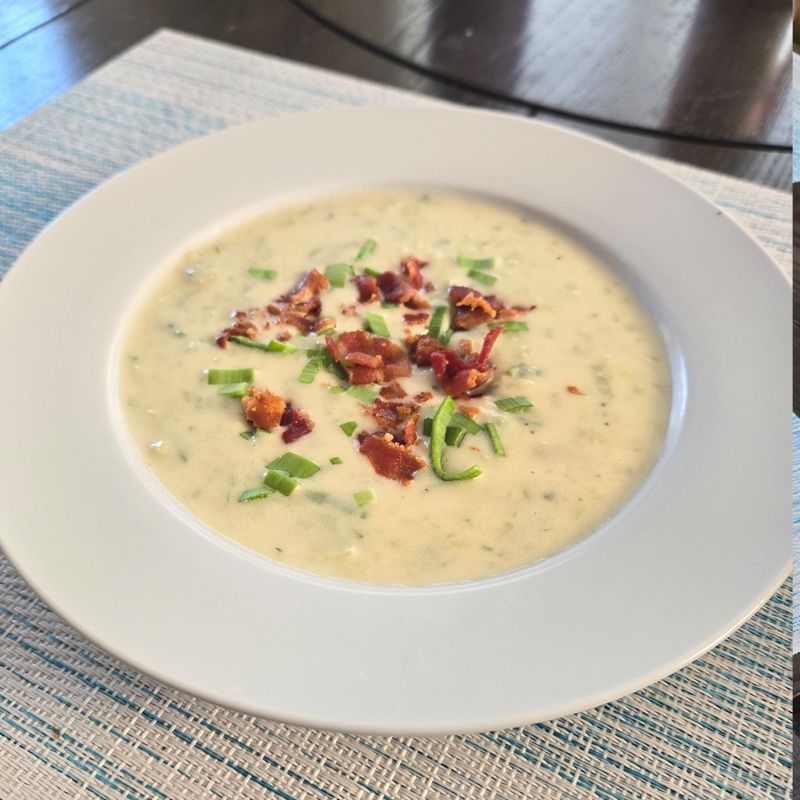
[0,30,791,800]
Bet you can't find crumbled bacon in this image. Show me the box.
[414,391,434,403]
[458,405,481,420]
[241,387,286,430]
[429,326,503,398]
[353,274,379,304]
[215,312,259,348]
[268,270,333,333]
[403,312,430,325]
[276,330,292,342]
[399,257,428,290]
[376,271,429,309]
[358,433,426,484]
[365,398,420,445]
[282,407,314,443]
[458,339,474,355]
[326,331,411,385]
[566,385,584,395]
[408,334,443,367]
[341,304,360,316]
[380,381,407,399]
[448,285,534,330]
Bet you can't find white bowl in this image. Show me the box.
[0,107,789,734]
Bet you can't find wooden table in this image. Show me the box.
[0,0,791,189]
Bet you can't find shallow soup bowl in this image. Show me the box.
[0,107,788,735]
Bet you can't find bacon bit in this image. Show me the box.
[377,270,429,309]
[408,334,443,367]
[276,330,292,342]
[423,280,435,293]
[414,391,434,403]
[359,433,426,484]
[215,314,259,348]
[241,387,286,430]
[380,381,407,399]
[399,257,428,290]
[366,398,420,445]
[282,408,314,443]
[341,303,360,316]
[279,269,329,305]
[353,274,379,304]
[457,405,481,420]
[567,385,584,395]
[326,331,411,385]
[403,312,430,325]
[267,270,332,333]
[448,285,534,330]
[429,326,503,398]
[457,339,474,355]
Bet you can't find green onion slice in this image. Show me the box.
[456,255,495,270]
[228,335,297,354]
[366,312,391,338]
[489,320,528,332]
[339,421,357,437]
[325,263,352,288]
[346,385,379,403]
[428,306,447,340]
[216,382,250,398]
[450,413,483,435]
[297,356,323,384]
[238,486,275,502]
[355,239,377,261]
[247,267,277,280]
[484,422,506,456]
[422,417,465,446]
[266,452,320,478]
[239,428,257,440]
[495,396,533,413]
[468,269,497,287]
[362,266,382,277]
[207,368,254,385]
[330,456,343,465]
[380,301,399,309]
[354,489,376,507]
[429,397,482,481]
[439,328,454,346]
[263,469,299,496]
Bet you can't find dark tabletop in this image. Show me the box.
[0,0,791,190]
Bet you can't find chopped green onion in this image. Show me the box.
[484,422,506,456]
[450,413,483,435]
[247,267,278,280]
[297,356,323,384]
[216,382,250,398]
[238,486,275,502]
[380,301,399,309]
[330,456,343,465]
[316,326,337,335]
[239,428,257,440]
[346,385,379,403]
[428,306,447,340]
[355,239,377,261]
[504,364,541,378]
[456,255,495,270]
[325,263,352,288]
[439,328,454,345]
[339,421,357,437]
[266,452,320,478]
[329,386,346,394]
[446,426,467,447]
[489,320,529,332]
[263,469,299,496]
[429,397,481,481]
[167,323,185,337]
[468,269,497,286]
[362,266,382,277]
[207,368,255,384]
[354,489,376,507]
[495,396,533,413]
[228,335,297,354]
[366,312,391,338]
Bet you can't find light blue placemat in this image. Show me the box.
[793,51,799,181]
[0,30,791,800]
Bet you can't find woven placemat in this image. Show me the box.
[0,30,791,800]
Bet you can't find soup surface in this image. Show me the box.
[120,191,670,586]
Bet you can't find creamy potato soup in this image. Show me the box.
[120,191,670,586]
